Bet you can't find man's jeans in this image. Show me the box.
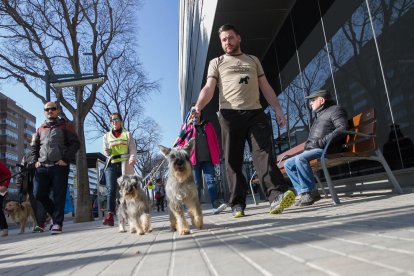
[192,161,217,208]
[105,162,122,213]
[34,165,70,226]
[284,148,323,194]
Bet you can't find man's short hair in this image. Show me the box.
[218,24,240,36]
[44,101,58,108]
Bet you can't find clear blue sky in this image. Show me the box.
[0,0,182,153]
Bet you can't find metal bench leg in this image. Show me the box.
[375,150,403,194]
[314,174,328,198]
[258,181,266,201]
[249,171,258,205]
[321,158,340,204]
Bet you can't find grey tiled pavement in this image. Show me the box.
[2,190,414,276]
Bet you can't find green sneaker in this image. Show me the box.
[269,190,295,214]
[232,206,245,218]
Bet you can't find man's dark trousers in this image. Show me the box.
[218,109,288,210]
[34,165,70,226]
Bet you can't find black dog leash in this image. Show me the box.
[98,154,130,184]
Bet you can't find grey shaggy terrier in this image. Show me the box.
[159,138,203,235]
[117,175,152,235]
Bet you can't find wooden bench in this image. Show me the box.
[251,108,403,205]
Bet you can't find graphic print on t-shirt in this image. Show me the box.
[239,76,249,84]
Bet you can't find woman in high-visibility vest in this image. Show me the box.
[102,112,137,227]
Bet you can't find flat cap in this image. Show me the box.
[304,90,331,100]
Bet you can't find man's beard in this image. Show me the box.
[47,115,58,121]
[224,44,240,55]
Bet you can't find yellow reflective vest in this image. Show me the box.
[106,129,129,163]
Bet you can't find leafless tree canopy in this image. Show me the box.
[0,0,144,222]
[86,53,161,177]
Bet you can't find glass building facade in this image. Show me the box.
[179,0,414,196]
[265,0,414,174]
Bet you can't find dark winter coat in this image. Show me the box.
[31,118,80,165]
[304,103,348,153]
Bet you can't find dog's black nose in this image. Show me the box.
[175,159,184,166]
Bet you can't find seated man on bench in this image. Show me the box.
[285,90,348,206]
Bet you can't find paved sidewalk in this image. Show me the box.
[1,190,414,276]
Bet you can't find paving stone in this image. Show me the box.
[1,190,413,275]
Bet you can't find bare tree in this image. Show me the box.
[0,0,143,222]
[87,54,159,136]
[87,53,161,176]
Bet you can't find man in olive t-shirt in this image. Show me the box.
[193,24,295,218]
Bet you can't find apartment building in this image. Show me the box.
[0,91,36,193]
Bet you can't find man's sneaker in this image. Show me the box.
[269,190,295,214]
[212,203,228,215]
[33,223,46,233]
[103,212,114,226]
[232,206,245,218]
[50,224,62,235]
[1,229,8,237]
[299,190,322,206]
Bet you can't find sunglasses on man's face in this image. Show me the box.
[44,107,57,112]
[111,118,121,123]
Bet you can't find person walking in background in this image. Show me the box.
[193,24,295,218]
[284,90,347,206]
[0,161,11,237]
[16,151,49,232]
[176,107,226,214]
[154,178,166,212]
[31,102,80,235]
[102,112,137,226]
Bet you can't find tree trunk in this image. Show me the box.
[74,123,93,222]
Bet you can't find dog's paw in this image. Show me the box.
[180,229,190,235]
[191,216,203,230]
[194,220,203,230]
[142,226,152,233]
[118,224,127,233]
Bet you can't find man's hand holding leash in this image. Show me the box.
[275,112,287,128]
